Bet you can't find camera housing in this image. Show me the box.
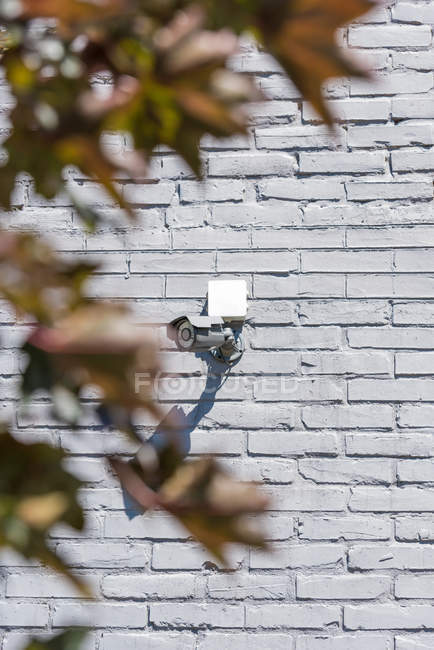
[168,281,247,365]
[170,315,226,351]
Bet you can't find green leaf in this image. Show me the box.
[25,629,89,650]
[0,425,91,596]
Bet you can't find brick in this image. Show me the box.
[303,98,390,123]
[52,603,147,628]
[152,543,245,570]
[180,180,245,203]
[200,634,293,650]
[252,228,345,249]
[301,351,392,375]
[248,431,339,457]
[304,203,434,227]
[398,460,434,483]
[208,574,288,600]
[102,574,197,599]
[208,153,296,177]
[395,250,434,272]
[301,250,392,272]
[350,487,434,512]
[0,602,48,626]
[258,75,300,101]
[298,516,391,541]
[349,378,434,402]
[348,327,434,348]
[255,126,343,150]
[349,545,434,570]
[173,227,250,249]
[6,573,99,598]
[104,512,187,540]
[346,181,433,201]
[222,458,296,484]
[297,575,390,600]
[253,326,341,349]
[130,251,214,273]
[298,301,390,325]
[344,604,434,630]
[248,100,298,123]
[302,405,394,430]
[298,459,393,484]
[122,182,175,205]
[351,72,433,96]
[393,3,434,24]
[395,637,434,650]
[165,205,205,228]
[201,134,250,150]
[201,403,296,429]
[346,433,434,458]
[399,405,434,428]
[210,203,301,228]
[393,150,434,172]
[245,605,340,629]
[393,97,434,119]
[263,486,347,512]
[394,51,434,70]
[235,351,298,373]
[348,125,434,148]
[299,152,386,174]
[86,228,170,250]
[259,179,345,201]
[217,250,297,272]
[149,603,244,628]
[396,518,434,542]
[349,25,432,48]
[86,275,164,298]
[296,636,389,650]
[57,543,150,568]
[102,633,195,650]
[253,377,344,402]
[395,575,434,599]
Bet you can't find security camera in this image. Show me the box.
[168,280,247,366]
[169,315,244,365]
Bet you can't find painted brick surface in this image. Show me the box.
[1,2,434,648]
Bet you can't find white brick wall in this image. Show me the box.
[1,1,434,648]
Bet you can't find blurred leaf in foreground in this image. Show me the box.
[0,426,89,595]
[261,0,374,123]
[111,447,269,564]
[23,303,162,433]
[0,231,95,325]
[25,629,89,650]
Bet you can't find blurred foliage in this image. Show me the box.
[0,425,89,595]
[111,440,269,564]
[0,231,94,324]
[23,302,161,432]
[0,0,373,213]
[0,0,375,592]
[0,232,161,432]
[24,630,89,650]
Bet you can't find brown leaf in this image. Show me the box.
[0,231,95,324]
[262,0,374,123]
[110,454,269,564]
[23,303,163,432]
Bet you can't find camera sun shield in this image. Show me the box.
[208,279,247,322]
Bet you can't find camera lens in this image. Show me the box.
[181,328,192,342]
[177,319,195,349]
